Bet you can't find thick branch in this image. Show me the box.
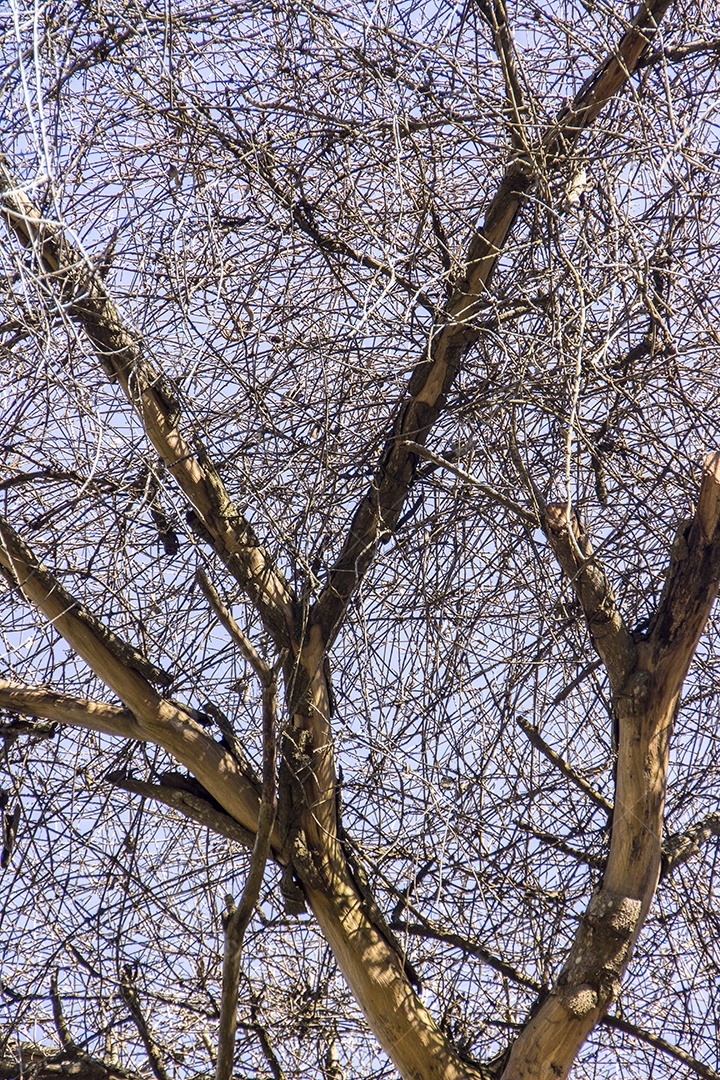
[0,523,264,840]
[0,1044,138,1080]
[0,682,139,739]
[0,160,296,650]
[501,451,720,1079]
[474,0,530,153]
[310,0,672,649]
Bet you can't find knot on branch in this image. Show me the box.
[556,890,642,1017]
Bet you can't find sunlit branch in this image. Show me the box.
[0,524,264,839]
[310,0,673,651]
[195,568,280,682]
[473,0,531,153]
[0,160,297,650]
[0,682,140,740]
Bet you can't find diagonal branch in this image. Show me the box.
[517,714,613,812]
[661,811,720,877]
[602,1014,720,1080]
[501,452,720,1080]
[0,523,265,841]
[544,504,636,693]
[119,967,171,1080]
[105,772,257,851]
[310,0,673,649]
[0,160,297,651]
[473,0,530,153]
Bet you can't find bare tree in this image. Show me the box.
[1,1,720,1078]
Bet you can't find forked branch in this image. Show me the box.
[310,0,673,650]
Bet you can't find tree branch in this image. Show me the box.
[0,682,140,740]
[0,523,265,842]
[0,160,297,650]
[195,568,276,686]
[661,811,720,877]
[602,1014,720,1080]
[501,450,720,1079]
[473,0,530,154]
[105,772,257,851]
[401,440,538,526]
[119,967,171,1080]
[310,0,673,650]
[642,452,720,700]
[215,661,280,1080]
[544,504,636,693]
[516,715,613,813]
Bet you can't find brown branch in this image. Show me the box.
[517,822,606,870]
[602,1014,720,1080]
[642,452,720,700]
[661,811,720,877]
[195,568,276,685]
[544,504,636,693]
[50,972,79,1054]
[0,1043,138,1080]
[105,772,257,851]
[119,967,171,1080]
[0,682,140,740]
[0,516,171,688]
[501,449,720,1079]
[401,441,538,526]
[473,0,530,153]
[0,524,264,842]
[215,665,280,1080]
[516,715,613,813]
[639,37,720,68]
[310,0,673,649]
[0,160,297,651]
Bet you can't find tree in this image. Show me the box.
[1,0,720,1077]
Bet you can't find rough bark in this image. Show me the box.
[501,454,720,1080]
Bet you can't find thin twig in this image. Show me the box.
[119,967,171,1080]
[516,715,612,813]
[215,658,282,1080]
[401,440,538,526]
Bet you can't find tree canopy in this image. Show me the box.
[1,1,720,1078]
